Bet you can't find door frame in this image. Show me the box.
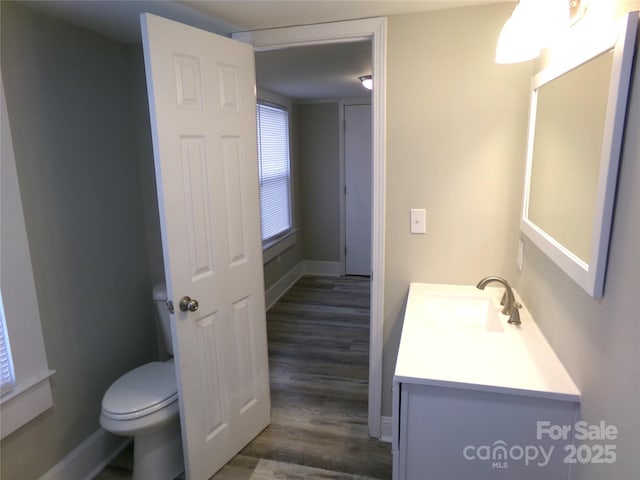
[233,17,387,438]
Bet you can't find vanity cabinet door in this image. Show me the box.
[394,383,578,480]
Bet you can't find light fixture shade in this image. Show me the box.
[495,14,541,64]
[495,0,570,64]
[359,75,373,90]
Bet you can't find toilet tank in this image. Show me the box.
[152,283,173,356]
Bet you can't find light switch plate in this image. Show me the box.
[410,209,427,234]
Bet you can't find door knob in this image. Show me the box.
[179,296,199,312]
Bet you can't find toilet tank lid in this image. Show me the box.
[152,282,167,301]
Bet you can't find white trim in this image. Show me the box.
[39,428,130,480]
[0,373,54,439]
[380,416,393,443]
[262,229,297,264]
[264,260,346,311]
[233,18,379,50]
[257,87,293,110]
[0,369,55,405]
[264,263,303,311]
[369,18,387,440]
[234,16,387,439]
[301,260,342,276]
[338,102,346,276]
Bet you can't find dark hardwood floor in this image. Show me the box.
[96,275,391,480]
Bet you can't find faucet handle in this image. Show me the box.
[508,302,522,326]
[499,290,513,313]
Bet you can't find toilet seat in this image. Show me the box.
[102,361,178,421]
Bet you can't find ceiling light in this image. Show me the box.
[359,75,373,90]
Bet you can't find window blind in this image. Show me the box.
[256,103,292,242]
[0,294,15,396]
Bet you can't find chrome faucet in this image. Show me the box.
[476,276,522,325]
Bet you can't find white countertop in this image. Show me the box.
[394,283,580,403]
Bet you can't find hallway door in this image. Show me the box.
[345,104,372,276]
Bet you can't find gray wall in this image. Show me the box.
[263,101,339,291]
[130,46,165,286]
[383,4,532,414]
[384,4,640,478]
[515,21,640,480]
[263,242,302,290]
[296,103,342,262]
[1,3,159,478]
[3,1,639,479]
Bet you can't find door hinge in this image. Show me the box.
[167,300,174,314]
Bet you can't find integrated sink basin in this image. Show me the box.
[423,294,504,332]
[396,282,581,401]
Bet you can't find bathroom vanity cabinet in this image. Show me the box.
[392,283,580,480]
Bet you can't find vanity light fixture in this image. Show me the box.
[359,75,373,90]
[570,0,587,24]
[495,0,572,64]
[495,0,541,64]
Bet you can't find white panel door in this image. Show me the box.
[345,104,372,276]
[141,13,270,480]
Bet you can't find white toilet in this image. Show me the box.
[100,283,184,480]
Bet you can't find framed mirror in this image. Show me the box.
[521,12,637,298]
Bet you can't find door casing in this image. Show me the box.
[233,17,387,439]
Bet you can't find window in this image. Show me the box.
[1,74,54,439]
[256,103,292,243]
[0,293,15,396]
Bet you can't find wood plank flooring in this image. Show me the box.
[95,275,391,480]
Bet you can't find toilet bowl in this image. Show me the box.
[100,284,183,480]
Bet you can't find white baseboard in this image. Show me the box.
[301,260,342,276]
[39,428,130,480]
[264,260,343,310]
[265,263,303,310]
[380,416,393,443]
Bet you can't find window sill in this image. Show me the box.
[0,369,55,439]
[263,229,297,264]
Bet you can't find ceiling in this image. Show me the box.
[21,0,511,100]
[255,41,373,100]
